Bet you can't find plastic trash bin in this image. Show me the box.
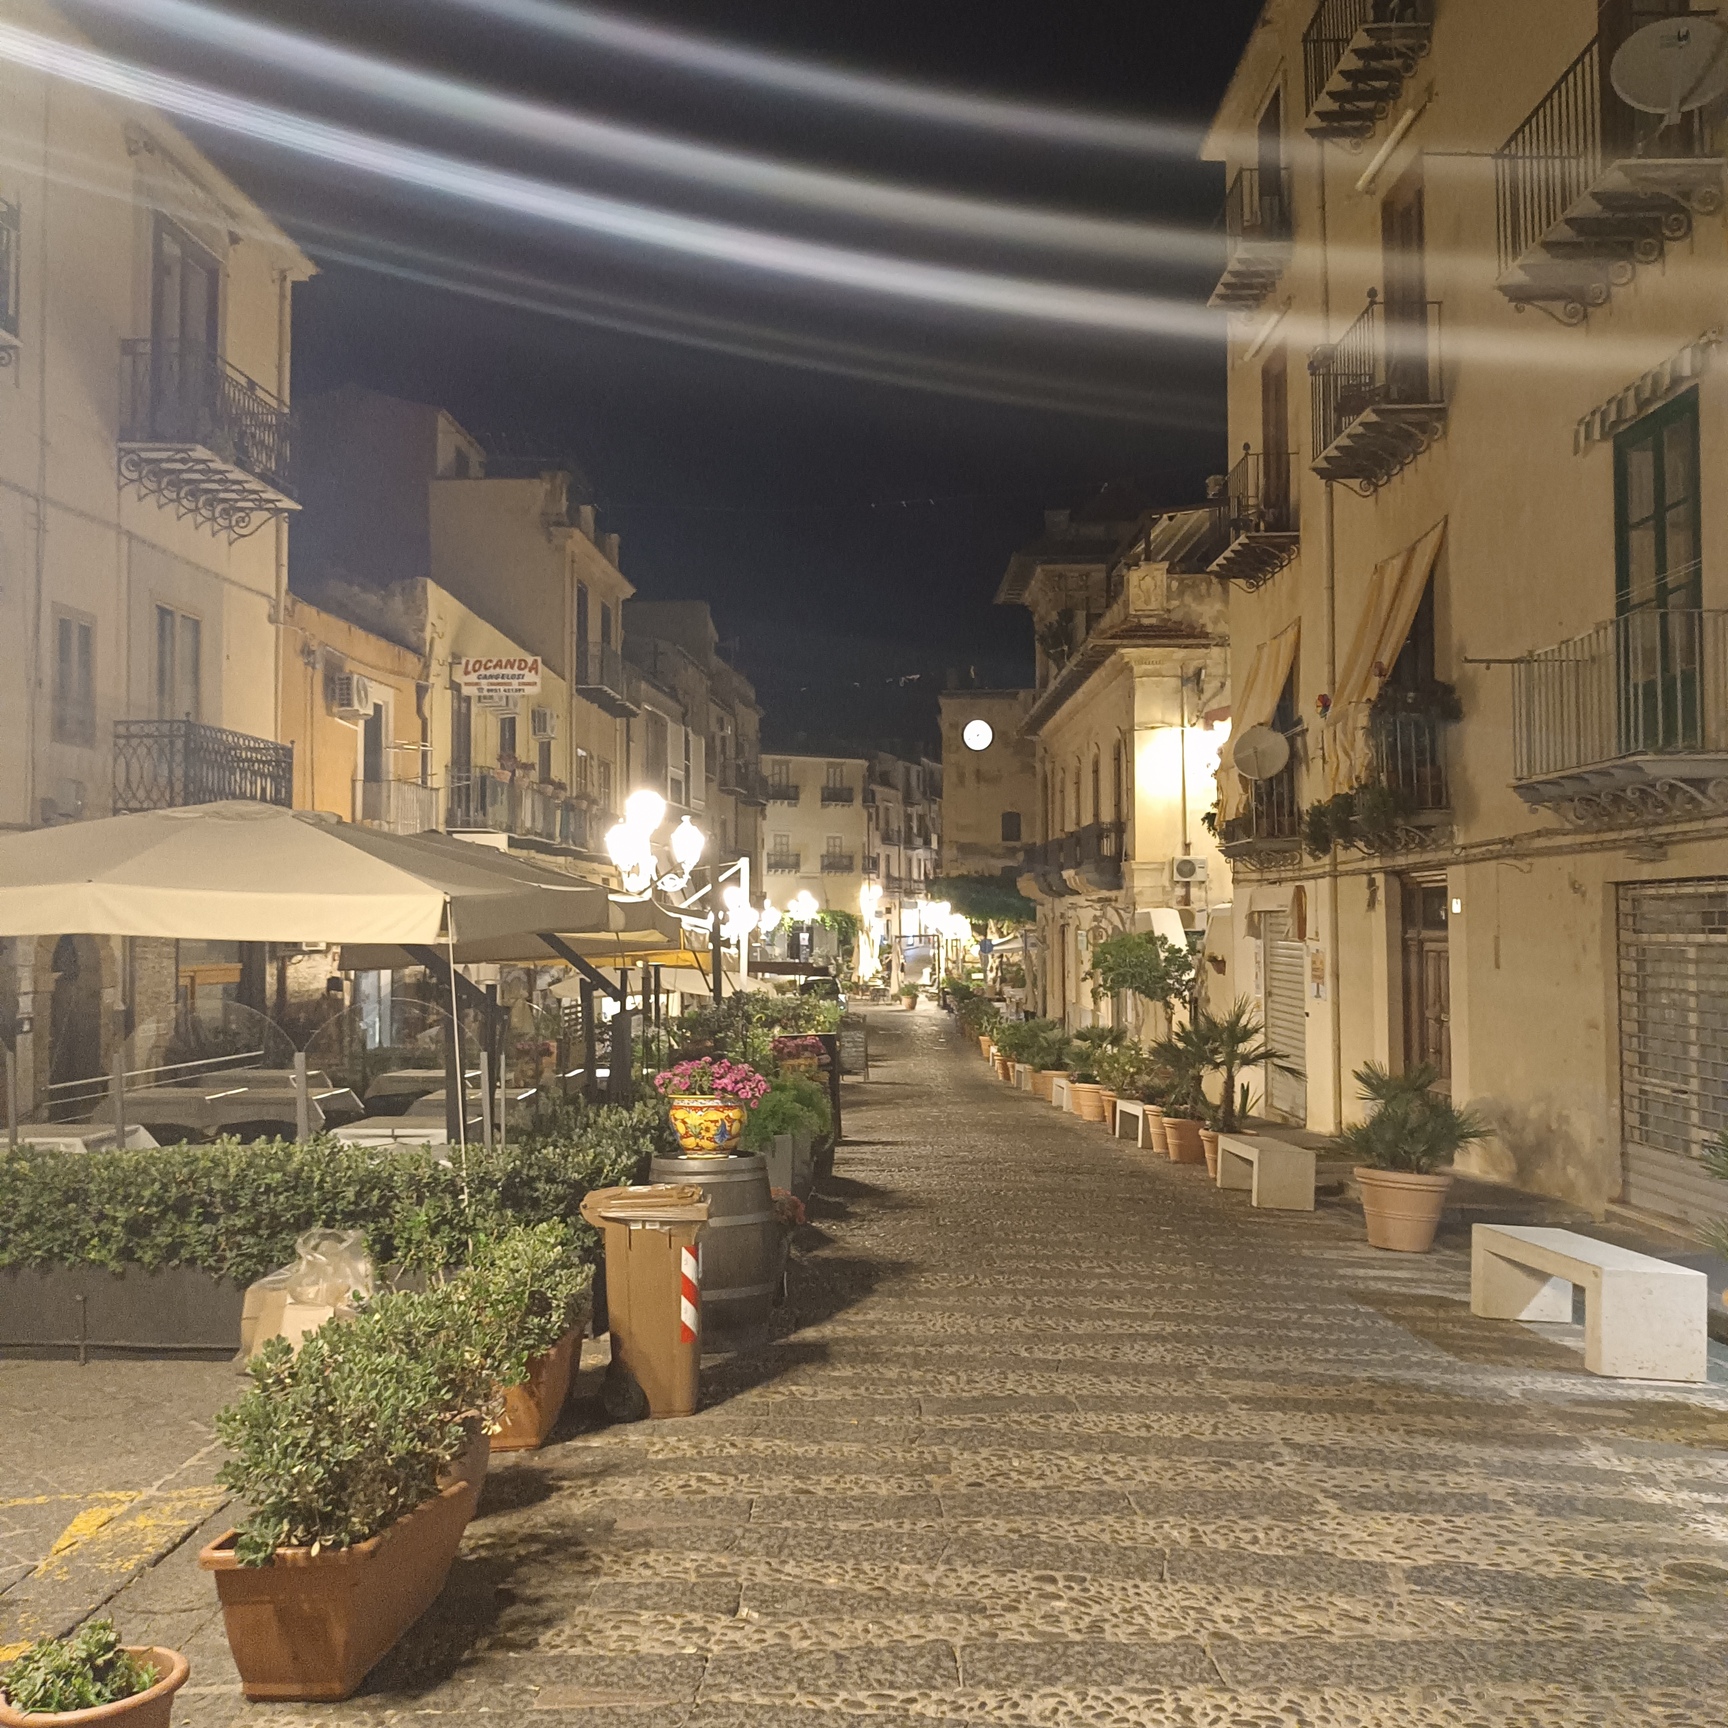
[579,1183,710,1420]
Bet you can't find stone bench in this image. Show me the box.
[1113,1099,1154,1149]
[1050,1077,1073,1112]
[1216,1134,1315,1211]
[1471,1224,1708,1382]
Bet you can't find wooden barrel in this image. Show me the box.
[649,1154,782,1335]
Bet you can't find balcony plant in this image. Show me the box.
[1,1620,188,1726]
[1301,784,1415,858]
[652,1057,770,1154]
[1339,1061,1488,1253]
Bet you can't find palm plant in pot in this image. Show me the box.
[1148,1029,1211,1163]
[1065,1026,1123,1122]
[1339,1062,1488,1252]
[1,1620,188,1727]
[1025,1021,1073,1102]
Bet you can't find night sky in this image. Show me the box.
[71,0,1264,749]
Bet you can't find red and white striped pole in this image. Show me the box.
[679,1243,700,1344]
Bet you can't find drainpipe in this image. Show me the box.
[1318,133,1343,1134]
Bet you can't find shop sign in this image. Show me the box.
[456,655,541,696]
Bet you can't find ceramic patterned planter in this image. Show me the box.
[668,1096,748,1154]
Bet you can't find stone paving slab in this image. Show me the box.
[13,1006,1728,1724]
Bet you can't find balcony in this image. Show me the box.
[354,777,442,835]
[767,781,801,803]
[820,852,856,873]
[1309,291,1446,493]
[1495,31,1723,325]
[1219,735,1304,866]
[1021,822,1124,896]
[1303,0,1434,141]
[1208,449,1299,589]
[1211,168,1294,310]
[766,851,801,873]
[1512,607,1728,827]
[117,340,296,539]
[446,768,592,850]
[820,785,855,805]
[718,759,769,805]
[574,642,640,719]
[113,719,293,812]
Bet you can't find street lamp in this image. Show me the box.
[605,794,705,901]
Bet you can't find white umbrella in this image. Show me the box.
[0,801,606,944]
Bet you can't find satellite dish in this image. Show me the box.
[1232,724,1291,782]
[1612,17,1728,127]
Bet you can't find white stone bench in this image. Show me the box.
[1113,1099,1153,1148]
[1470,1224,1708,1383]
[1050,1077,1073,1112]
[1216,1134,1316,1211]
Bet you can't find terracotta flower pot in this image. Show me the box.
[200,1479,478,1702]
[1147,1108,1170,1156]
[1070,1082,1107,1123]
[1164,1117,1206,1163]
[1031,1069,1070,1102]
[0,1649,190,1728]
[1099,1089,1118,1125]
[979,1036,993,1058]
[492,1323,584,1452]
[1356,1167,1453,1252]
[1200,1129,1220,1178]
[994,1054,1013,1082]
[667,1096,747,1154]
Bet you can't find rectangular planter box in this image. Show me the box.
[0,1263,246,1360]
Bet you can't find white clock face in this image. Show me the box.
[962,719,994,752]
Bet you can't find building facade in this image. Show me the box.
[760,753,870,918]
[1207,0,1728,1224]
[0,0,313,1114]
[938,688,1039,881]
[1000,503,1231,1039]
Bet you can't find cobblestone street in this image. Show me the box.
[10,1006,1728,1726]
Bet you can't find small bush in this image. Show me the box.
[1,1620,158,1714]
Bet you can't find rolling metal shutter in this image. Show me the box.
[1617,878,1728,1228]
[1262,914,1309,1124]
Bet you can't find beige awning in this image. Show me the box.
[1323,519,1447,796]
[0,802,608,945]
[1218,619,1300,821]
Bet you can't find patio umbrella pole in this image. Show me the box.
[479,1050,493,1149]
[293,1051,310,1142]
[5,1047,15,1149]
[111,1051,126,1149]
[445,919,469,1201]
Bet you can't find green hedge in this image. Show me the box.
[0,1101,675,1285]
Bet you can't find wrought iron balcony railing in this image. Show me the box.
[354,777,442,835]
[113,718,293,812]
[1369,710,1449,812]
[1303,0,1434,139]
[1220,733,1304,861]
[1211,168,1294,309]
[1309,291,1445,491]
[1512,606,1728,826]
[765,851,801,873]
[1021,822,1124,891]
[718,759,769,804]
[820,785,855,805]
[574,642,640,718]
[820,852,856,873]
[1494,28,1722,323]
[117,340,295,537]
[445,767,591,849]
[767,781,801,803]
[1209,448,1300,588]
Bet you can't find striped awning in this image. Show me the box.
[1574,329,1721,452]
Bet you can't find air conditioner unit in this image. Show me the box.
[1169,855,1208,887]
[531,706,557,740]
[330,673,374,718]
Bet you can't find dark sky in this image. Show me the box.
[72,0,1263,748]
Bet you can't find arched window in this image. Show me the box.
[1090,749,1101,827]
[1055,770,1066,835]
[1112,739,1125,827]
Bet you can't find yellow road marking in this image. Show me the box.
[43,1496,141,1560]
[29,1487,227,1582]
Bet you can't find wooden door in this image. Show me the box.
[1401,879,1452,1092]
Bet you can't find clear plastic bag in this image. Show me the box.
[283,1227,375,1309]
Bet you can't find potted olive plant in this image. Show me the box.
[1,1621,188,1727]
[1340,1062,1488,1252]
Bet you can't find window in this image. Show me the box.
[1381,165,1429,403]
[1001,811,1022,843]
[825,762,845,788]
[362,702,386,783]
[497,713,518,764]
[53,611,95,747]
[538,738,553,781]
[1112,741,1125,827]
[151,221,219,352]
[596,757,613,815]
[772,830,790,853]
[1090,749,1101,826]
[1616,391,1701,614]
[769,759,789,789]
[645,711,669,782]
[824,834,844,855]
[0,197,18,341]
[599,603,612,649]
[155,606,201,721]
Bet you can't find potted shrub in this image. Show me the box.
[1,1621,188,1727]
[469,1225,594,1454]
[652,1057,770,1154]
[1092,1044,1149,1130]
[898,982,920,1010]
[200,1281,500,1701]
[1341,1062,1488,1252]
